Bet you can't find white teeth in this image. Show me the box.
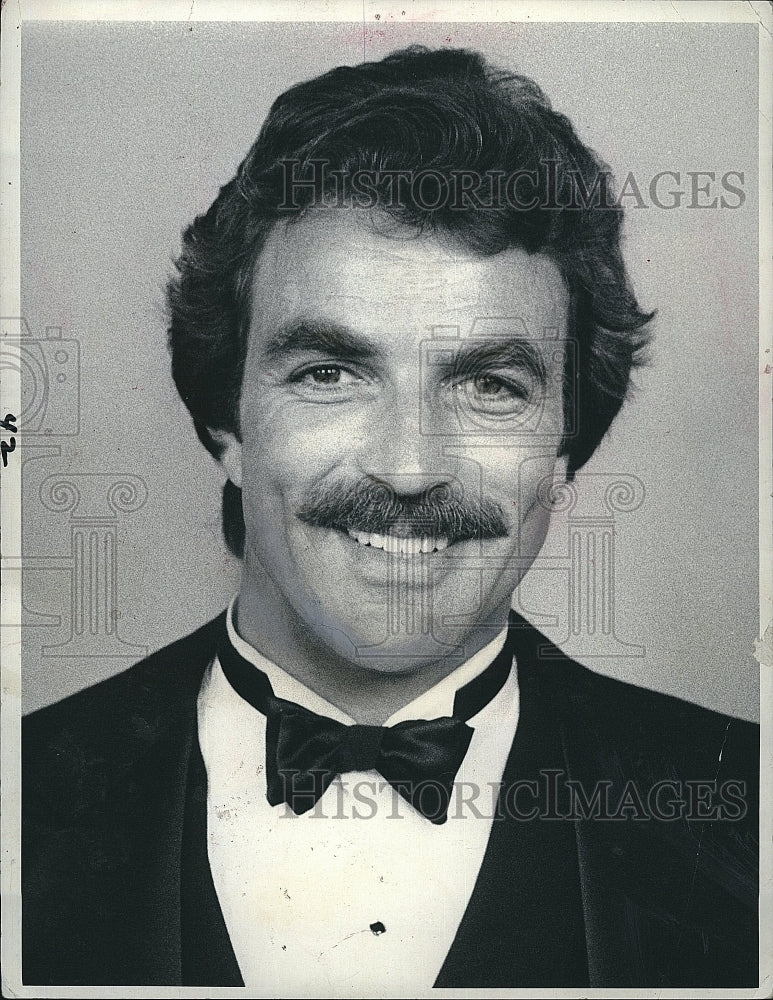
[346,530,450,555]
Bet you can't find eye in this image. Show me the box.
[307,365,344,385]
[453,373,532,414]
[288,363,366,398]
[472,375,511,397]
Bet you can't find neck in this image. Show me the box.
[234,577,511,725]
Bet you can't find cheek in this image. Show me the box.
[519,496,554,557]
[481,450,559,548]
[517,458,563,553]
[478,448,558,506]
[240,391,372,489]
[238,404,362,538]
[240,396,326,477]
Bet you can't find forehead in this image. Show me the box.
[249,210,569,348]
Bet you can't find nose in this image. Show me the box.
[355,385,455,497]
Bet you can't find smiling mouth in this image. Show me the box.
[345,528,449,555]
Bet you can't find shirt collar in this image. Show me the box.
[224,597,510,726]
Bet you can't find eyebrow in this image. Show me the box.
[262,320,384,365]
[262,318,551,386]
[445,339,549,387]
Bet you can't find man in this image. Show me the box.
[22,46,758,989]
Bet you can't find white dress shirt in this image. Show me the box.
[197,601,520,994]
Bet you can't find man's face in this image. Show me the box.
[221,210,569,674]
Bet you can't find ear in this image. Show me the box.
[208,428,243,489]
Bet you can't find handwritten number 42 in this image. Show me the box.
[1,413,17,468]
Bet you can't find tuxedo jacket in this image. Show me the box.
[22,612,759,988]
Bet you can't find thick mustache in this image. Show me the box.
[296,481,509,542]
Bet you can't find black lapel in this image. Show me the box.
[435,616,589,988]
[437,611,759,989]
[514,615,759,988]
[180,724,244,985]
[23,615,225,986]
[565,702,759,988]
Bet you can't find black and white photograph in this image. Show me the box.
[2,1,770,995]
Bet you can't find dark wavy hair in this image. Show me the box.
[167,46,653,558]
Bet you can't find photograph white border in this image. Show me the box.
[2,2,770,997]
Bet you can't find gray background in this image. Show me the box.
[20,19,760,719]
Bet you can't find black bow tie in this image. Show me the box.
[217,625,514,824]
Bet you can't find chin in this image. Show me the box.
[306,599,502,675]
